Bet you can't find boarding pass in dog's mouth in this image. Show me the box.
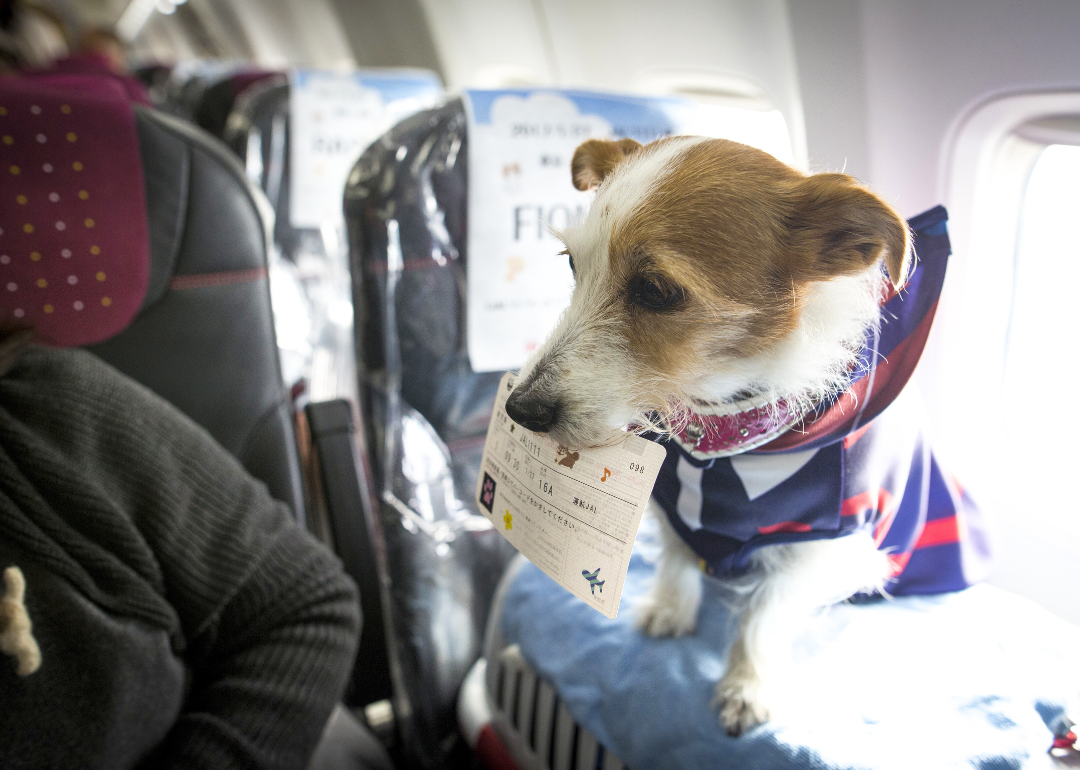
[476,373,667,618]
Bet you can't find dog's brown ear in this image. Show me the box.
[571,138,642,191]
[789,174,911,289]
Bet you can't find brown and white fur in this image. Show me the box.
[505,136,911,735]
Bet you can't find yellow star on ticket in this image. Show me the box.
[503,510,513,530]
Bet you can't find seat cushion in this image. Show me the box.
[498,520,1080,769]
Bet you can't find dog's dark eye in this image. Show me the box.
[560,248,575,276]
[630,275,683,311]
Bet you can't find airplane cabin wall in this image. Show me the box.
[791,0,1080,622]
[325,0,442,74]
[129,12,207,62]
[414,0,553,87]
[122,0,355,68]
[860,0,1080,218]
[416,0,809,162]
[787,0,870,180]
[226,0,354,69]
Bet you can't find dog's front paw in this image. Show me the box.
[634,595,698,637]
[714,674,770,736]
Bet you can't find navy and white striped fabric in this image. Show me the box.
[651,206,992,593]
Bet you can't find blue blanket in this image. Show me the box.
[500,523,1080,769]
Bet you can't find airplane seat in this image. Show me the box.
[151,66,278,135]
[218,75,325,396]
[133,62,179,112]
[0,73,304,515]
[221,75,312,266]
[194,67,280,139]
[0,74,393,770]
[226,78,459,745]
[344,96,519,768]
[159,68,211,121]
[221,69,446,408]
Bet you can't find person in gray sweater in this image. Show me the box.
[0,339,363,769]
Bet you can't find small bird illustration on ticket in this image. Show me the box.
[476,372,667,618]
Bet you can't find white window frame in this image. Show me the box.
[926,93,1080,471]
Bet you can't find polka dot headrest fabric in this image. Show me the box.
[0,75,149,346]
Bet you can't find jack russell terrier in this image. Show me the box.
[504,136,991,736]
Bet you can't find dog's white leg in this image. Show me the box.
[714,566,791,736]
[715,532,891,735]
[635,502,703,637]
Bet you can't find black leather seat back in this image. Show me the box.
[224,78,324,266]
[348,98,500,443]
[88,107,305,521]
[195,70,280,139]
[345,98,517,768]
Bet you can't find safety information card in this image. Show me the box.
[475,373,667,618]
[290,68,441,229]
[462,88,794,373]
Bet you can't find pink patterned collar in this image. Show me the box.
[669,395,804,460]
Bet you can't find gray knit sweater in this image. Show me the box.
[0,346,361,769]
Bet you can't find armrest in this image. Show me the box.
[305,399,394,709]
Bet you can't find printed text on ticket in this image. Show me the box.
[475,372,667,618]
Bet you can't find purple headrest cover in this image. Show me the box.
[0,75,150,346]
[230,69,279,98]
[43,54,154,106]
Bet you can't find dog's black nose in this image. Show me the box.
[505,389,557,433]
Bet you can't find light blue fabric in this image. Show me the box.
[500,523,1080,769]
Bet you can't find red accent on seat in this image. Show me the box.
[230,70,280,99]
[366,258,446,274]
[476,725,521,770]
[757,520,813,535]
[914,513,966,549]
[1052,730,1077,750]
[169,267,268,291]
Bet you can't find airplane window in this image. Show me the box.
[1000,143,1080,540]
[940,128,1080,628]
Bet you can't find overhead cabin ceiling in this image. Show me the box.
[415,0,808,161]
[101,0,807,163]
